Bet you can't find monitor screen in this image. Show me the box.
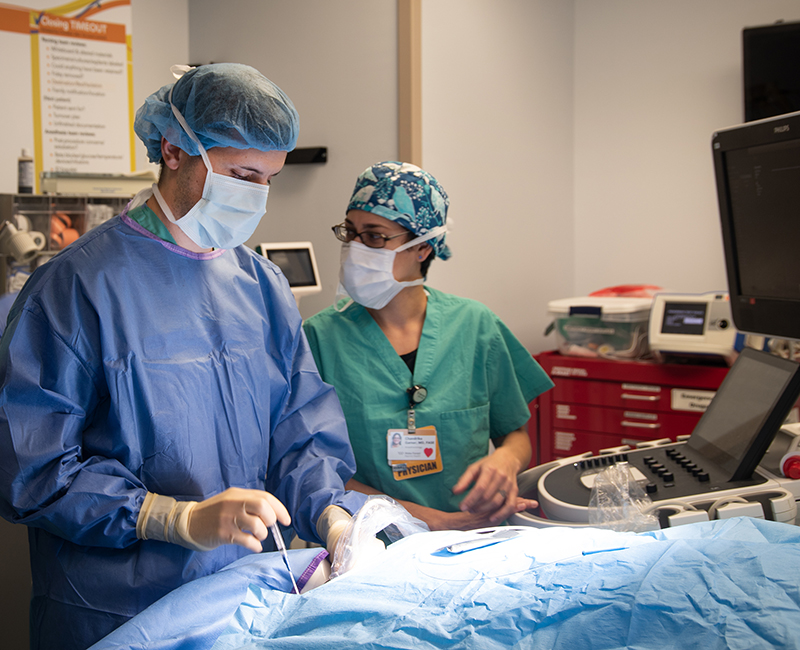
[686,347,800,480]
[744,21,800,122]
[661,301,708,336]
[712,110,800,340]
[266,249,316,287]
[255,242,322,297]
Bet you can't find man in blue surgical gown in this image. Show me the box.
[0,63,364,650]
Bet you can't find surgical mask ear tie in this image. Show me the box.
[394,224,448,254]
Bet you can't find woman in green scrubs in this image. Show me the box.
[304,162,553,531]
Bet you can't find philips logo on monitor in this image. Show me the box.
[774,124,790,133]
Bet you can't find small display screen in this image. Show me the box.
[266,248,317,287]
[661,302,707,336]
[687,348,800,479]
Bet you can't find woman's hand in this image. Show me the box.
[452,427,533,525]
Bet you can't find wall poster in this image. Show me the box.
[0,1,134,192]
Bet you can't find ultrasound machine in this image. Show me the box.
[511,110,800,530]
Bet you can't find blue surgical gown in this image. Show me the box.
[0,209,364,649]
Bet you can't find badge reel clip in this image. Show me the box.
[406,384,428,433]
[390,385,429,477]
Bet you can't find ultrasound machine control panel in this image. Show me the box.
[532,432,797,527]
[511,348,800,530]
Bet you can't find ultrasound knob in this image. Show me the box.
[646,483,658,494]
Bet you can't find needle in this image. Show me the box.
[270,522,299,594]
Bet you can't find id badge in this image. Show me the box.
[386,426,443,480]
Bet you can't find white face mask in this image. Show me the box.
[337,225,447,310]
[154,89,270,250]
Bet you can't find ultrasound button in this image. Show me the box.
[662,472,674,481]
[643,456,655,465]
[697,472,710,482]
[691,467,704,476]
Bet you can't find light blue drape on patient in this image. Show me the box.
[92,517,800,650]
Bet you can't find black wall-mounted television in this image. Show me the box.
[744,21,800,122]
[712,110,800,340]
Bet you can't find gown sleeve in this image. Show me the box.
[0,301,146,548]
[265,321,366,544]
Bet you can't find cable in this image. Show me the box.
[640,500,698,516]
[707,496,748,520]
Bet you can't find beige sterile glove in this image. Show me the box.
[316,504,351,559]
[137,487,290,553]
[317,504,386,577]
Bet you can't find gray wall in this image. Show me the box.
[421,0,575,352]
[573,0,800,300]
[188,0,399,320]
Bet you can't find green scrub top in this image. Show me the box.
[303,287,554,513]
[127,202,176,244]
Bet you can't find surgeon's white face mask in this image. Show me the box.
[337,225,447,310]
[151,88,270,250]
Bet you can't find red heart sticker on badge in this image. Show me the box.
[424,448,433,458]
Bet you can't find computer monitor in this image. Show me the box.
[743,21,800,122]
[255,241,322,299]
[712,109,800,340]
[686,347,800,481]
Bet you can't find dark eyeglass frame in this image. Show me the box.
[331,223,410,249]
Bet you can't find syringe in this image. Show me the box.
[270,522,299,594]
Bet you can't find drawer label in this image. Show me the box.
[621,383,661,393]
[623,411,659,421]
[671,389,716,412]
[550,366,589,378]
[554,431,576,451]
[555,404,577,420]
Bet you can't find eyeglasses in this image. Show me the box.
[331,223,409,249]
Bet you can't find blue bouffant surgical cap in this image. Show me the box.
[347,161,451,260]
[134,63,299,163]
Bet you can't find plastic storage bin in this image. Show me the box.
[547,296,653,360]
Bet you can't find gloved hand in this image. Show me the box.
[316,504,351,559]
[317,503,386,576]
[136,487,290,553]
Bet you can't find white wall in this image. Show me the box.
[421,0,575,352]
[4,0,800,352]
[573,0,800,299]
[187,0,398,321]
[131,0,191,173]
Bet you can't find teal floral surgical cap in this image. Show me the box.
[346,161,451,260]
